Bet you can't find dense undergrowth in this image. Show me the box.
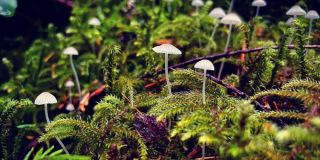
[1,0,320,159]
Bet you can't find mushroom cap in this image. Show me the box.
[165,0,173,2]
[35,92,57,105]
[63,47,79,55]
[152,44,182,54]
[305,10,320,19]
[286,6,306,16]
[286,17,294,25]
[192,0,204,7]
[220,13,242,25]
[194,59,215,71]
[66,103,75,111]
[88,17,101,26]
[252,0,267,7]
[209,7,226,18]
[65,79,74,87]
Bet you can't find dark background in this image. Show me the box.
[0,0,319,84]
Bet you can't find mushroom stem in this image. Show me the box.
[196,18,202,48]
[306,19,313,55]
[206,19,219,52]
[228,0,235,13]
[44,104,70,154]
[165,53,172,95]
[92,26,96,54]
[196,6,199,13]
[210,20,219,40]
[167,2,171,13]
[218,24,232,80]
[202,69,207,104]
[69,55,82,100]
[202,143,205,160]
[68,87,72,104]
[152,0,155,15]
[255,7,260,17]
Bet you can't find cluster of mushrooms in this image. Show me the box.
[33,0,319,158]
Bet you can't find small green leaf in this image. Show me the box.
[0,0,17,17]
[17,124,35,128]
[23,148,34,160]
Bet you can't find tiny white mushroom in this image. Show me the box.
[194,59,215,160]
[286,17,294,25]
[194,59,215,105]
[217,13,242,80]
[88,17,100,54]
[152,44,182,95]
[34,92,69,154]
[209,7,226,18]
[35,92,57,105]
[286,5,306,19]
[65,78,74,107]
[252,0,267,17]
[63,47,82,101]
[88,17,101,26]
[286,5,306,45]
[66,103,75,111]
[192,0,204,47]
[209,7,226,40]
[305,10,319,54]
[192,0,204,13]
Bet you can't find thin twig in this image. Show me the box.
[122,94,143,115]
[197,71,268,111]
[141,45,320,78]
[197,72,248,98]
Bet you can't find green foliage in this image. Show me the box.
[23,146,89,160]
[292,20,307,79]
[101,44,122,93]
[39,81,147,159]
[0,99,39,159]
[2,0,320,159]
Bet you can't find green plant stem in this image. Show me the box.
[202,69,206,105]
[165,53,172,95]
[218,24,232,80]
[44,104,69,154]
[69,55,82,100]
[306,19,312,55]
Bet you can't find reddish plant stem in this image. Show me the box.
[197,71,248,98]
[141,45,320,78]
[187,145,202,158]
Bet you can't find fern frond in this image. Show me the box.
[255,111,307,121]
[250,89,320,107]
[282,79,320,91]
[44,119,102,136]
[38,130,97,144]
